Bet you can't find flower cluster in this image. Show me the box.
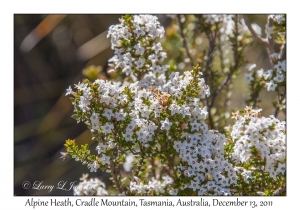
[230,107,286,180]
[244,59,286,92]
[265,15,285,39]
[129,175,177,196]
[268,15,285,25]
[107,15,167,78]
[68,65,211,172]
[244,64,263,84]
[263,60,286,91]
[175,129,237,196]
[73,174,108,196]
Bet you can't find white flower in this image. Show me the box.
[140,106,151,119]
[273,74,285,83]
[133,25,145,38]
[266,80,277,91]
[99,154,110,165]
[274,60,286,72]
[135,58,145,69]
[150,63,163,74]
[101,122,114,133]
[134,43,145,55]
[181,105,191,118]
[162,175,174,185]
[190,120,201,131]
[96,143,108,154]
[100,93,111,105]
[88,161,99,172]
[65,86,73,96]
[115,109,127,121]
[244,73,254,83]
[148,54,159,63]
[276,163,286,175]
[103,108,114,120]
[161,118,172,130]
[123,131,134,142]
[169,104,181,116]
[263,69,273,80]
[151,42,162,54]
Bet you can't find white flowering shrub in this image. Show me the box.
[64,14,286,196]
[225,107,286,195]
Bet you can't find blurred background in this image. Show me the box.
[14,14,281,195]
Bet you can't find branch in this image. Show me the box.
[243,15,269,47]
[208,16,238,111]
[177,15,194,66]
[243,15,274,67]
[110,159,124,193]
[204,27,219,129]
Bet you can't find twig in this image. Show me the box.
[243,15,269,46]
[110,159,124,193]
[177,15,194,66]
[205,18,234,129]
[204,27,219,129]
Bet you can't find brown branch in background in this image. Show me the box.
[210,30,237,106]
[205,30,218,74]
[243,15,269,46]
[177,15,194,66]
[243,15,274,67]
[204,27,219,129]
[20,15,67,53]
[214,15,239,102]
[204,17,233,129]
[218,41,230,118]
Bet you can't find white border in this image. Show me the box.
[4,0,298,209]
